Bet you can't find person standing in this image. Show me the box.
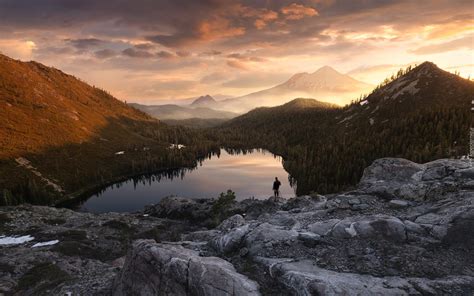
[273,177,281,198]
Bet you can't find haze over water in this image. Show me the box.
[80,149,295,213]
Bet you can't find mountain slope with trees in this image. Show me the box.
[0,54,215,205]
[218,62,474,194]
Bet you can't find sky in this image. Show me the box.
[0,0,472,104]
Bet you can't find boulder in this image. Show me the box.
[330,216,407,242]
[403,220,425,234]
[113,240,260,296]
[442,208,474,248]
[297,232,321,247]
[389,199,409,208]
[360,158,425,184]
[244,223,298,255]
[210,224,251,254]
[217,214,245,231]
[307,219,340,236]
[454,167,474,180]
[420,159,469,181]
[266,211,297,227]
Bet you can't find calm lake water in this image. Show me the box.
[79,149,295,213]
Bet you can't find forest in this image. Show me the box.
[214,63,474,195]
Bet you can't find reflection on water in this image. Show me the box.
[79,148,296,213]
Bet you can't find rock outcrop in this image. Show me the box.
[134,158,474,295]
[1,158,473,295]
[113,240,260,296]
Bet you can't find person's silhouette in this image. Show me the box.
[273,177,281,198]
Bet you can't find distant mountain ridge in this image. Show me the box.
[129,103,238,120]
[215,66,373,113]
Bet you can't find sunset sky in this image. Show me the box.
[0,0,472,104]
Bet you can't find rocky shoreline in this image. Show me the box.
[1,157,473,295]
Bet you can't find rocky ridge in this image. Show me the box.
[0,157,473,295]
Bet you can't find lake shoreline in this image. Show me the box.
[70,148,295,213]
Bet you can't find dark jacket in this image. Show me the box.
[273,180,281,190]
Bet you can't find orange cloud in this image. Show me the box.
[197,17,245,41]
[227,60,249,70]
[425,23,474,40]
[281,3,319,21]
[237,5,278,29]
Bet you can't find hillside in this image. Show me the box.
[220,62,474,194]
[216,66,373,113]
[130,103,238,120]
[0,54,215,205]
[0,54,159,158]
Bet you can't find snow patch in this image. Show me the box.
[115,151,125,155]
[169,144,186,150]
[32,240,59,248]
[0,235,35,245]
[359,100,368,106]
[345,223,358,237]
[392,79,419,99]
[385,77,408,93]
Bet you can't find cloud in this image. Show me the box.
[227,60,250,70]
[238,5,279,29]
[94,49,117,59]
[200,71,229,84]
[176,51,191,57]
[410,35,474,55]
[156,50,175,59]
[67,38,105,49]
[122,47,154,58]
[0,0,472,102]
[134,43,155,50]
[0,39,37,59]
[200,50,222,56]
[281,3,318,20]
[226,53,266,62]
[147,16,245,47]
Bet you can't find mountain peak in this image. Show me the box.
[313,65,339,75]
[280,65,372,94]
[191,95,216,106]
[412,61,442,75]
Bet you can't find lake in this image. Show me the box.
[79,149,296,213]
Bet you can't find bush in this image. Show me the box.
[211,190,236,226]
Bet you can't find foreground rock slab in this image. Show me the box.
[113,240,260,296]
[255,257,474,296]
